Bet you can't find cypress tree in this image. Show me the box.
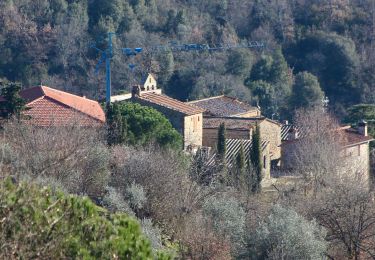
[250,124,263,193]
[106,103,127,146]
[217,122,227,161]
[0,80,26,119]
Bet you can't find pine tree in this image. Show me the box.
[250,124,263,193]
[0,80,26,119]
[217,122,227,161]
[106,103,127,146]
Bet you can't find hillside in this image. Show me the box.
[0,0,374,119]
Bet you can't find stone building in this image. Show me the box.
[186,95,282,182]
[189,95,282,163]
[281,121,374,180]
[130,79,204,151]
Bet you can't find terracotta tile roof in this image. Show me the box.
[203,116,264,130]
[20,86,105,123]
[0,86,105,126]
[137,92,204,115]
[341,128,374,147]
[23,97,103,127]
[188,95,259,116]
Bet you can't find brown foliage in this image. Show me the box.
[0,119,109,198]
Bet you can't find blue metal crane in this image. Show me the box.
[92,32,264,104]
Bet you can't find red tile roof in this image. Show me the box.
[137,92,204,115]
[1,86,105,126]
[23,97,103,126]
[188,95,259,116]
[341,128,374,147]
[21,86,105,122]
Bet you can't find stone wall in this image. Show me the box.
[259,120,281,160]
[184,114,203,149]
[203,128,251,149]
[131,97,203,150]
[261,142,271,182]
[343,143,370,182]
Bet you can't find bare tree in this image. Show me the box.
[283,107,348,194]
[308,174,375,259]
[0,119,109,198]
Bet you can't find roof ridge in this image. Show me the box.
[187,95,225,103]
[41,86,98,104]
[205,116,265,121]
[139,92,204,115]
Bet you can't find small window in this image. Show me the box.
[358,145,361,156]
[198,116,200,122]
[149,78,152,83]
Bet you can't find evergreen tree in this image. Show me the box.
[116,102,182,149]
[106,103,127,146]
[0,80,26,119]
[250,124,262,193]
[217,122,226,161]
[226,49,254,78]
[289,71,324,110]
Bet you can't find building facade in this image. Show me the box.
[129,76,204,150]
[281,122,374,182]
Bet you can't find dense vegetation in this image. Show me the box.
[0,178,170,259]
[1,108,375,259]
[0,0,374,119]
[106,101,182,149]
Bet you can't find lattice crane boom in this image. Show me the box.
[92,32,264,104]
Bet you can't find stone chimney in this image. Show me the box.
[288,126,299,140]
[132,85,141,97]
[358,120,368,136]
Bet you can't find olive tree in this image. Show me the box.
[251,205,327,260]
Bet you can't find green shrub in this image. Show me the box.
[113,102,182,150]
[0,178,172,259]
[252,205,327,260]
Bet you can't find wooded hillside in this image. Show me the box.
[0,0,374,118]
